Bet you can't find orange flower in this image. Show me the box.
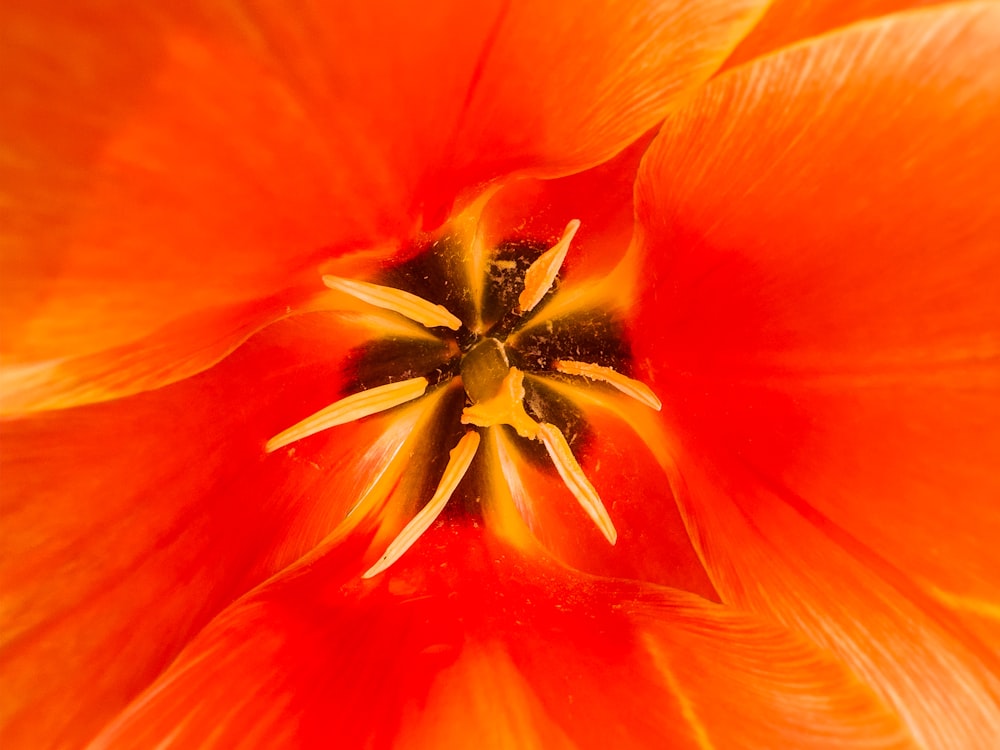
[2,1,999,748]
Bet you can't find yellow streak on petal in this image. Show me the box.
[537,422,617,545]
[399,644,577,749]
[341,310,443,343]
[926,585,1000,622]
[554,360,662,411]
[517,219,580,313]
[488,426,537,540]
[323,275,462,330]
[363,430,481,578]
[461,368,540,439]
[265,377,428,452]
[448,184,501,334]
[644,634,717,750]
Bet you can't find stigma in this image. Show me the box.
[266,219,659,576]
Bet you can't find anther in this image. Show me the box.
[323,275,462,330]
[537,422,617,545]
[517,219,580,314]
[554,360,662,411]
[266,377,429,453]
[363,431,481,578]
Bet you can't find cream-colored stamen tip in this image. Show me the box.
[266,377,429,453]
[554,360,662,411]
[537,422,617,545]
[518,219,580,314]
[363,430,481,578]
[324,275,462,330]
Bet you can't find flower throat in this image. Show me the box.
[265,219,661,577]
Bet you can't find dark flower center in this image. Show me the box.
[266,220,661,576]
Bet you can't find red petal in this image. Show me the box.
[479,131,656,284]
[90,523,909,749]
[2,0,769,396]
[633,5,1000,745]
[724,0,946,68]
[483,389,717,600]
[2,2,374,362]
[0,313,453,748]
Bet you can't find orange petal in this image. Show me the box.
[633,4,1000,744]
[418,0,774,218]
[2,2,385,364]
[0,252,441,415]
[667,440,1000,749]
[723,0,946,69]
[2,0,770,381]
[0,313,454,749]
[0,286,322,415]
[89,522,910,749]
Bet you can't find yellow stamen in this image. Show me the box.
[266,377,429,453]
[554,360,662,411]
[461,368,540,439]
[517,219,580,313]
[363,431,481,578]
[323,275,462,330]
[537,422,617,545]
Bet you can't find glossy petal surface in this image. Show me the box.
[90,523,909,750]
[634,4,1000,747]
[724,0,946,68]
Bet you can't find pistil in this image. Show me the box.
[459,338,510,402]
[460,367,540,439]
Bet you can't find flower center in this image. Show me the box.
[266,219,660,577]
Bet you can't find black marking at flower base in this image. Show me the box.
[481,239,549,334]
[520,375,591,460]
[509,310,633,375]
[406,385,469,510]
[376,235,478,348]
[341,337,458,394]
